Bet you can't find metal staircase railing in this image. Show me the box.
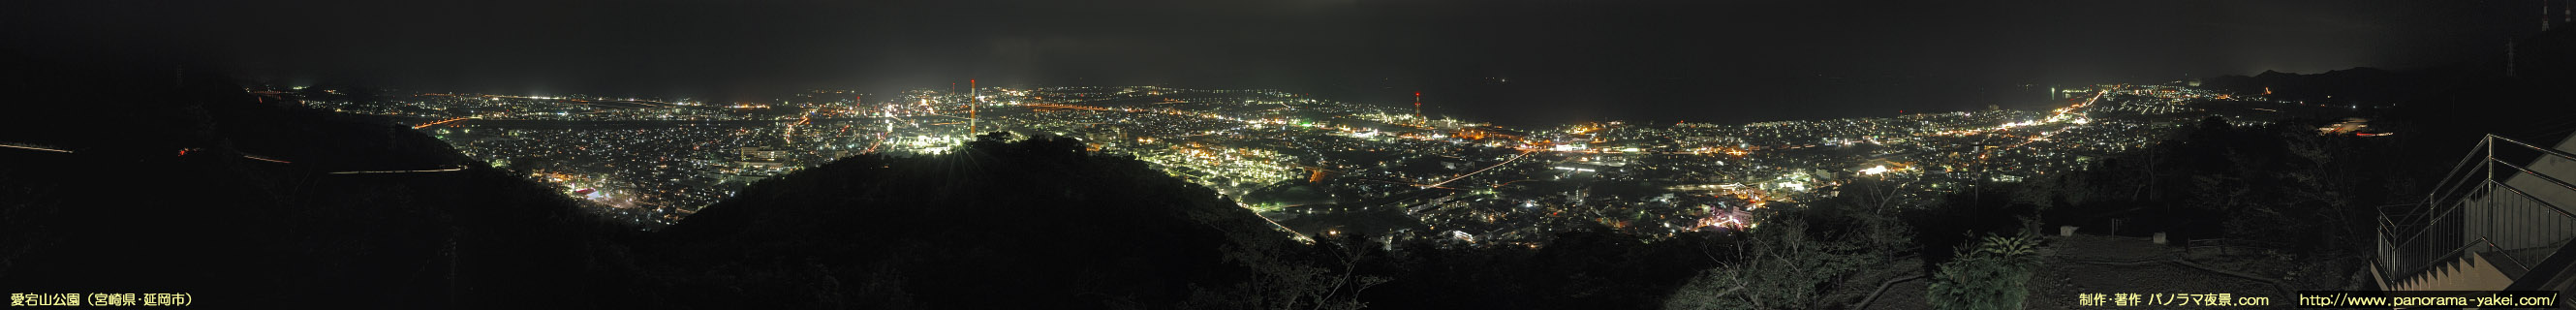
[2377,134,2576,290]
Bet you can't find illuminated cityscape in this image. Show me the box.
[312,83,2346,242]
[17,1,2576,308]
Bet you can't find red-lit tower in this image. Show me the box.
[1412,92,1423,124]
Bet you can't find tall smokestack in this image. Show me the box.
[1412,92,1423,124]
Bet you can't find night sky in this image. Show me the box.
[6,0,2546,126]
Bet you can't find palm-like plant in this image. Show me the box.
[1976,233,2039,259]
[1928,232,2045,310]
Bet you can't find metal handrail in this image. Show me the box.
[2480,237,2533,276]
[2427,138,2497,209]
[2393,234,2490,286]
[2380,134,2576,290]
[2422,134,2576,219]
[2393,194,2469,245]
[2483,165,2576,219]
[2383,238,2545,290]
[2389,189,2468,243]
[2490,134,2576,164]
[2389,180,2576,287]
[2399,134,2576,237]
[2394,217,2448,278]
[2381,202,2431,231]
[2483,180,2576,271]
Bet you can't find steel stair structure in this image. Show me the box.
[2376,134,2576,294]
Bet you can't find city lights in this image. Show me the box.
[349,82,2271,238]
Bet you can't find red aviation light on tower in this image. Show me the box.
[1412,91,1424,123]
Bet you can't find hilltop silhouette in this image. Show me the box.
[636,133,1373,309]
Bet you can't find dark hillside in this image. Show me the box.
[640,134,1351,309]
[0,63,634,308]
